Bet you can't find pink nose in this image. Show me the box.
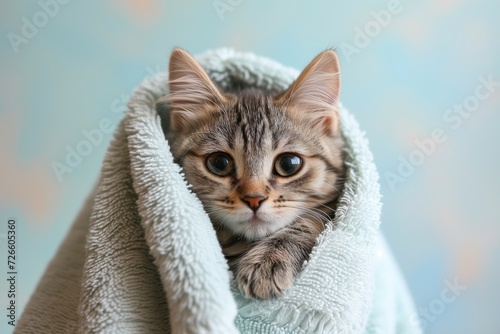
[242,194,267,212]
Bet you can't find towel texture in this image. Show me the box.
[16,49,421,334]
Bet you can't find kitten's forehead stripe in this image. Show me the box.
[229,89,278,174]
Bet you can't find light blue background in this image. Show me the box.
[1,1,499,333]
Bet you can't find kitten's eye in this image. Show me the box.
[206,152,235,176]
[274,154,302,177]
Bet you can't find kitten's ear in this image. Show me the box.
[276,50,341,135]
[164,48,227,132]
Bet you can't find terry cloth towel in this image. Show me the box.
[16,49,422,334]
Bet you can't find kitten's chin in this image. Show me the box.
[213,211,293,241]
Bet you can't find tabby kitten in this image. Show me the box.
[159,48,345,299]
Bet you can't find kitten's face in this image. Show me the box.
[162,49,344,240]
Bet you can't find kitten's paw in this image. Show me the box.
[236,253,295,299]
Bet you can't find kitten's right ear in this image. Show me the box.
[162,48,227,132]
[276,50,341,136]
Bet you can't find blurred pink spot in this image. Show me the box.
[0,75,59,226]
[398,0,463,52]
[437,0,462,12]
[114,0,162,24]
[398,19,430,52]
[434,198,492,285]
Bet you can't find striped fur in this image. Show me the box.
[161,49,345,299]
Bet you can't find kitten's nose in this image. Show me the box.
[242,194,267,212]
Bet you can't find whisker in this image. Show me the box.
[277,204,332,224]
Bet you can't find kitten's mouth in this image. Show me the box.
[211,208,293,240]
[248,214,266,224]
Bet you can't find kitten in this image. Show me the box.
[158,48,345,299]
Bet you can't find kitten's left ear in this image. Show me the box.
[162,48,228,132]
[276,50,341,135]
